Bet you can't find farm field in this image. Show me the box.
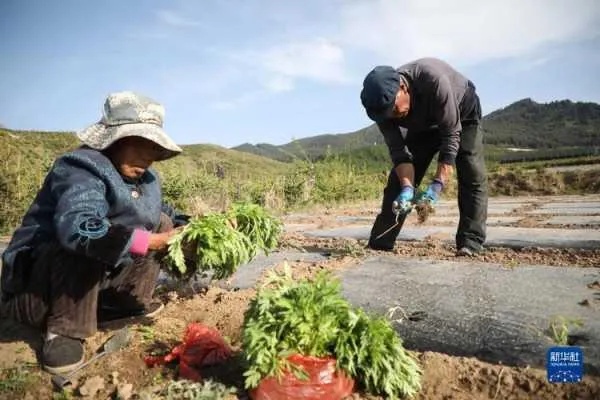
[3,2,600,398]
[1,194,599,399]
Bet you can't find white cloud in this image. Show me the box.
[512,56,553,72]
[338,0,600,67]
[232,38,350,93]
[264,75,295,93]
[218,0,600,99]
[211,91,264,111]
[148,0,600,109]
[260,38,349,83]
[155,10,201,28]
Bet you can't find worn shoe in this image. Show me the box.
[367,240,394,252]
[42,335,85,375]
[456,246,482,257]
[456,247,474,257]
[98,301,164,323]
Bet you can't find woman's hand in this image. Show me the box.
[148,226,184,251]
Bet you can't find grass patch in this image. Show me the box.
[548,316,584,345]
[137,326,156,343]
[52,389,74,400]
[506,155,600,170]
[0,365,38,395]
[2,129,599,236]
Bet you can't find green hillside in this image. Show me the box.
[234,124,383,162]
[233,143,297,162]
[0,129,285,178]
[2,124,599,237]
[483,98,600,147]
[233,98,600,162]
[0,129,288,233]
[166,143,286,178]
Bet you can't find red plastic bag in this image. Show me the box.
[250,354,355,400]
[144,323,233,381]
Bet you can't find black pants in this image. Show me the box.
[368,123,488,251]
[0,214,172,339]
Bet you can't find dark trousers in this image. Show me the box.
[368,123,488,251]
[1,215,172,339]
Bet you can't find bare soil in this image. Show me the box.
[2,267,599,400]
[281,233,600,268]
[2,252,599,399]
[1,198,600,399]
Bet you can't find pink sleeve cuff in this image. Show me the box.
[130,229,151,256]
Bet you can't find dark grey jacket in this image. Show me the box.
[378,58,481,166]
[1,147,187,294]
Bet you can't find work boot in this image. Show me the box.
[42,335,85,374]
[367,242,395,252]
[456,246,484,257]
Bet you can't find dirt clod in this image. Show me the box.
[415,202,435,224]
[78,375,105,397]
[579,299,592,307]
[110,371,119,385]
[518,377,538,392]
[588,280,600,289]
[116,382,134,400]
[500,371,514,387]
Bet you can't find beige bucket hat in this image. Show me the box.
[77,91,182,160]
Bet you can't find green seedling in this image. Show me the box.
[339,240,366,258]
[548,315,584,345]
[52,389,74,400]
[0,365,35,394]
[165,203,282,280]
[242,264,422,399]
[137,326,156,343]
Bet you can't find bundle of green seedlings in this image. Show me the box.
[228,203,282,256]
[242,265,422,399]
[165,203,282,279]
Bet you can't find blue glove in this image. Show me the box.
[392,185,414,215]
[419,179,444,204]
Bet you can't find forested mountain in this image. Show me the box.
[233,99,600,161]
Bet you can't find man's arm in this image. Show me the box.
[431,75,462,185]
[378,120,415,186]
[394,163,414,187]
[434,162,453,186]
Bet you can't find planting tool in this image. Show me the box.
[51,327,131,389]
[374,200,411,240]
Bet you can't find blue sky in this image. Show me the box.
[1,0,599,148]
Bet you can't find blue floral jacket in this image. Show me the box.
[1,147,188,294]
